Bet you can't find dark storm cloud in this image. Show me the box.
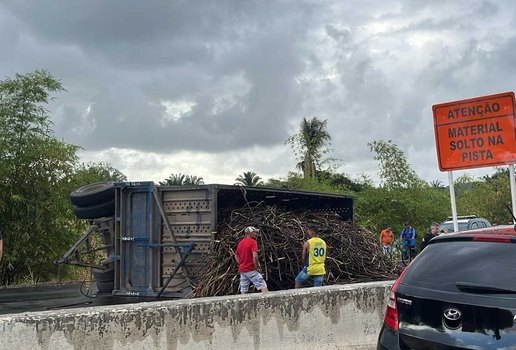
[1,0,516,182]
[4,1,232,54]
[2,0,313,152]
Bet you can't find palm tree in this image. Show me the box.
[430,179,444,188]
[288,117,331,178]
[235,171,263,186]
[184,175,204,185]
[159,173,204,186]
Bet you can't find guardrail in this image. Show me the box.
[0,280,392,350]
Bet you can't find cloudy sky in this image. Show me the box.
[1,0,515,185]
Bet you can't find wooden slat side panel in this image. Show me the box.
[160,188,214,292]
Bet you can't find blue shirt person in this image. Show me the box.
[400,223,416,248]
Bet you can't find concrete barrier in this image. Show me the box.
[0,280,393,350]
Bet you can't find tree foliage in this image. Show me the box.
[287,117,331,179]
[316,170,368,193]
[265,172,365,196]
[0,70,125,284]
[429,179,444,189]
[235,171,263,187]
[355,186,450,240]
[67,162,126,185]
[159,173,204,186]
[0,71,77,283]
[359,139,449,239]
[368,140,424,189]
[456,169,513,224]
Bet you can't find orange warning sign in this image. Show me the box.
[433,92,516,171]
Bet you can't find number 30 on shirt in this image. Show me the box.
[313,247,325,257]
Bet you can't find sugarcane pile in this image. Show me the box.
[191,202,400,297]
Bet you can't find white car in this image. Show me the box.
[439,215,491,233]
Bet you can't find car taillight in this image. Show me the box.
[472,236,511,243]
[384,267,408,331]
[385,290,398,331]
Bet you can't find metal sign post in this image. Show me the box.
[510,164,516,224]
[448,171,459,232]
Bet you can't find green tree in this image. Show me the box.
[359,139,448,239]
[430,179,444,189]
[235,171,263,187]
[316,170,367,193]
[456,169,512,224]
[287,117,331,179]
[66,162,126,186]
[0,70,78,284]
[453,174,475,197]
[159,173,204,186]
[265,172,358,196]
[355,186,449,239]
[368,140,424,189]
[185,175,204,185]
[0,70,126,285]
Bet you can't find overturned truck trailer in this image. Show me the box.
[59,182,354,298]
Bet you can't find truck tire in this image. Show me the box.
[96,279,114,294]
[73,199,115,219]
[70,182,115,207]
[93,268,114,294]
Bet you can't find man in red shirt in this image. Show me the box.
[235,226,268,293]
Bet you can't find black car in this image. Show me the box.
[377,225,516,349]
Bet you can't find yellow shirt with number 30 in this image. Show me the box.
[307,237,326,275]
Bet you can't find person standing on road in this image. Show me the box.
[420,222,440,252]
[295,225,327,288]
[235,226,268,293]
[379,226,394,256]
[400,223,416,257]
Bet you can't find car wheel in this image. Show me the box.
[70,181,115,207]
[73,199,115,219]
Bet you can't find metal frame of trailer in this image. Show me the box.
[60,182,354,298]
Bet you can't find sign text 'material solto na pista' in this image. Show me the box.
[433,92,516,171]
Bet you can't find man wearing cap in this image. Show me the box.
[235,226,268,293]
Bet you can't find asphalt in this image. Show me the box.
[0,282,173,315]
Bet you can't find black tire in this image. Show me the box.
[93,268,114,294]
[96,279,114,294]
[73,199,115,219]
[70,182,115,207]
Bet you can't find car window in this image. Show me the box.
[439,222,469,233]
[439,223,454,232]
[402,241,516,293]
[458,222,468,231]
[439,221,489,233]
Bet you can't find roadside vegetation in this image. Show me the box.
[0,71,124,285]
[0,70,513,285]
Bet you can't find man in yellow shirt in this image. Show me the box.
[295,225,327,288]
